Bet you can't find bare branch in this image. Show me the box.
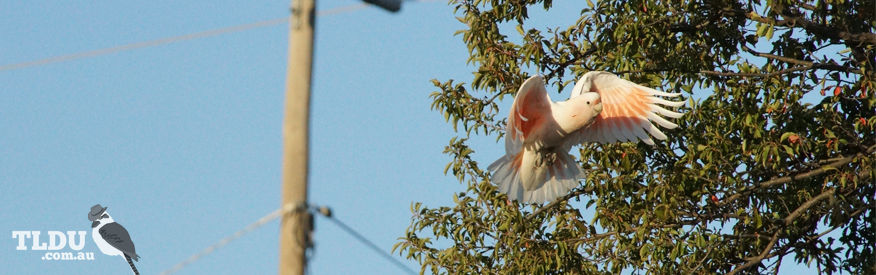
[525,184,595,221]
[718,145,875,207]
[565,231,618,244]
[728,188,837,274]
[700,66,810,77]
[744,12,876,46]
[727,230,782,275]
[691,244,715,272]
[784,189,836,225]
[699,62,861,78]
[740,44,814,66]
[545,46,597,80]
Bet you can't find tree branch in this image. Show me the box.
[699,62,860,78]
[740,44,814,66]
[700,67,809,77]
[718,145,875,207]
[565,231,618,244]
[691,244,715,272]
[727,230,782,275]
[525,184,594,221]
[783,189,836,226]
[545,46,597,80]
[727,188,837,274]
[744,12,876,46]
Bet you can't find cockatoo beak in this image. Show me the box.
[593,97,603,114]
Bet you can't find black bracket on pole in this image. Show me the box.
[363,0,401,12]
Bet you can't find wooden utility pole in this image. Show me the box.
[280,0,315,274]
[277,1,401,274]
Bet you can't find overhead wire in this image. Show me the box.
[0,0,441,72]
[312,206,418,275]
[158,204,417,275]
[0,17,288,72]
[158,204,303,275]
[0,2,375,72]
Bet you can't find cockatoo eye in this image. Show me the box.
[586,101,590,105]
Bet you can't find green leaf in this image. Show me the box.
[756,23,767,37]
[655,204,669,220]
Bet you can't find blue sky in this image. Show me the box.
[1,1,823,274]
[0,0,509,274]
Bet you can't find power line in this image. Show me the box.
[159,204,304,275]
[0,17,289,72]
[313,206,418,275]
[0,2,393,72]
[0,0,440,72]
[158,204,417,275]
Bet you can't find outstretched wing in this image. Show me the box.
[566,71,684,147]
[99,223,140,261]
[504,75,553,154]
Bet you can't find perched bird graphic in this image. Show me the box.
[488,72,686,203]
[88,204,141,275]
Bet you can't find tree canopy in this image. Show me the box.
[395,0,875,274]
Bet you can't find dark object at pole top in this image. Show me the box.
[364,0,401,12]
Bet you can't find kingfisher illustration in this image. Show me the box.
[88,204,140,275]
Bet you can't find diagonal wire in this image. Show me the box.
[158,204,302,275]
[0,0,441,72]
[314,208,418,275]
[0,2,379,72]
[0,17,288,72]
[158,204,419,275]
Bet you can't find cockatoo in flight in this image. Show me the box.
[488,71,685,203]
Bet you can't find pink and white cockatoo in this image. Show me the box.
[488,71,686,203]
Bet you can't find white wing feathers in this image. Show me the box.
[504,75,552,155]
[566,71,684,147]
